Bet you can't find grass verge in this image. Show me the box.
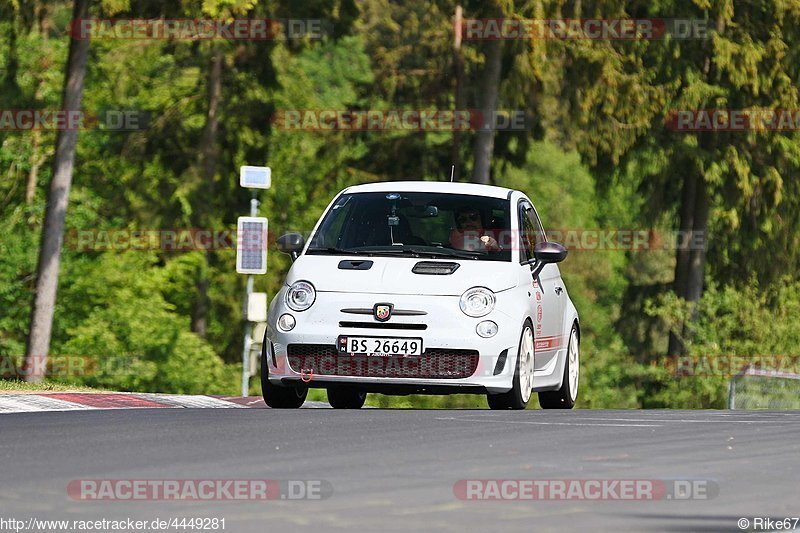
[0,379,104,394]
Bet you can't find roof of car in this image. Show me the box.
[342,181,516,200]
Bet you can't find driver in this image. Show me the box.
[449,207,500,251]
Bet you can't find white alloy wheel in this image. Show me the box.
[568,328,579,402]
[539,324,579,409]
[520,326,535,403]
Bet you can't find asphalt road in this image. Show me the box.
[1,409,799,532]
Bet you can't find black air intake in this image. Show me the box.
[338,260,374,270]
[412,261,460,275]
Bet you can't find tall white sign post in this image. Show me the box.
[237,166,271,396]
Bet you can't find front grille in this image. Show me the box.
[338,321,427,330]
[286,344,338,358]
[286,344,479,379]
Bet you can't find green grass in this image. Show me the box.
[0,379,104,394]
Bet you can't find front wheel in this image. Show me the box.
[538,325,579,409]
[261,340,307,409]
[487,320,535,410]
[327,387,367,409]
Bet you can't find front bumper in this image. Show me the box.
[265,289,521,394]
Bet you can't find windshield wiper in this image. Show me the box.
[400,246,483,260]
[349,245,459,258]
[346,246,410,257]
[306,246,364,255]
[357,245,483,260]
[306,246,409,257]
[308,245,483,260]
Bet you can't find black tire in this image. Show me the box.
[327,387,367,409]
[538,324,579,409]
[261,339,307,409]
[487,320,534,410]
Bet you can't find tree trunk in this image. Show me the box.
[451,5,464,181]
[470,38,503,185]
[668,24,718,357]
[3,15,21,99]
[25,0,91,383]
[685,177,709,303]
[200,47,222,190]
[37,0,49,40]
[191,47,223,338]
[676,175,710,351]
[25,131,48,204]
[667,170,697,356]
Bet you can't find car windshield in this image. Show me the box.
[307,191,512,262]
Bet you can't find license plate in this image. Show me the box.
[337,336,423,357]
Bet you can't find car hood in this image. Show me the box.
[286,255,518,296]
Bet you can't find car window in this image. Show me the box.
[518,201,545,262]
[308,191,512,261]
[528,204,546,242]
[399,204,453,245]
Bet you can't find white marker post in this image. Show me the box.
[237,166,271,397]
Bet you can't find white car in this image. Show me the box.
[262,181,579,409]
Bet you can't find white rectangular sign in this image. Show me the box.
[247,292,268,322]
[240,166,271,189]
[236,217,268,274]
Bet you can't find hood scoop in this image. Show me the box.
[338,260,374,270]
[412,261,460,275]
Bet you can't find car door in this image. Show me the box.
[518,200,565,372]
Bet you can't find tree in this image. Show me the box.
[553,0,800,355]
[25,0,91,382]
[470,36,503,184]
[451,4,465,181]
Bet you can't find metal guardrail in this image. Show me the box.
[728,365,800,409]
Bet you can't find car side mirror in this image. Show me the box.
[277,233,305,261]
[528,241,567,278]
[534,241,567,263]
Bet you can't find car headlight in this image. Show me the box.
[285,281,316,312]
[459,287,495,317]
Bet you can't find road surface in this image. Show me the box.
[1,409,798,532]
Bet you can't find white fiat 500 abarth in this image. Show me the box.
[262,181,579,410]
